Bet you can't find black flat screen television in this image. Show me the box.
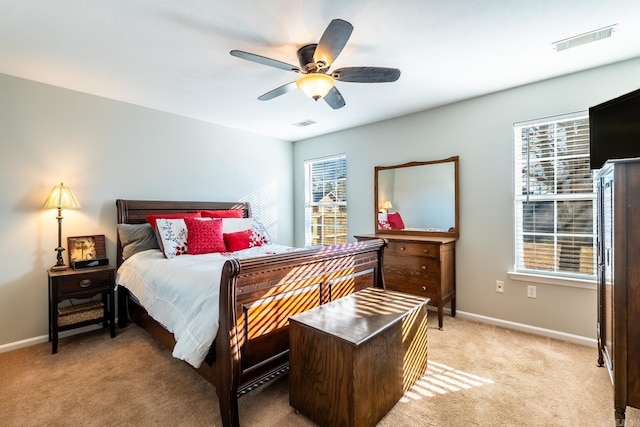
[589,87,640,169]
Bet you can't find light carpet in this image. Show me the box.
[1,313,638,426]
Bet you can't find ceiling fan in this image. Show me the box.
[230,19,401,109]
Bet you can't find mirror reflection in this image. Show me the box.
[375,156,459,238]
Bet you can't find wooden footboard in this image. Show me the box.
[115,199,386,427]
[212,239,386,426]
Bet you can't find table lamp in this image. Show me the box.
[380,200,393,213]
[43,182,80,271]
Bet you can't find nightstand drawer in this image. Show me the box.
[57,270,113,296]
[48,265,116,353]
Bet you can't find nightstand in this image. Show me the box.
[48,265,116,354]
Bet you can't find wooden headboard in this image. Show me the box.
[115,199,252,267]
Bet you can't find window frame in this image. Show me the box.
[304,154,347,247]
[512,112,597,282]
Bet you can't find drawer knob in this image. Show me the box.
[424,249,428,253]
[422,266,426,270]
[422,286,427,291]
[400,246,406,251]
[79,279,92,288]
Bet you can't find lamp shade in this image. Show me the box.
[43,182,80,209]
[296,73,335,100]
[381,200,393,210]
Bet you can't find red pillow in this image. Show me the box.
[387,212,405,230]
[200,209,243,219]
[146,212,201,230]
[223,230,254,252]
[184,218,225,254]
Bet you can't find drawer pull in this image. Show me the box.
[400,246,406,251]
[422,286,427,291]
[423,249,429,254]
[422,266,426,270]
[79,279,92,288]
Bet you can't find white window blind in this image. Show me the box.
[304,155,347,246]
[513,113,596,278]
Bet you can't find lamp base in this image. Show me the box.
[50,265,68,272]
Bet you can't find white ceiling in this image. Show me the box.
[2,1,640,142]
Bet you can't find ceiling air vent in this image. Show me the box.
[553,24,617,52]
[293,119,317,127]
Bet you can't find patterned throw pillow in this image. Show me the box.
[184,217,225,254]
[378,220,392,230]
[155,218,190,258]
[222,218,271,245]
[377,212,391,229]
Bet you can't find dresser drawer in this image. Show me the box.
[384,278,438,301]
[56,270,113,296]
[390,241,439,259]
[384,255,440,278]
[384,255,440,289]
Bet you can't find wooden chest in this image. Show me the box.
[289,288,429,427]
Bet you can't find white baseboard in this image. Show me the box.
[0,324,105,354]
[1,310,597,354]
[453,310,597,348]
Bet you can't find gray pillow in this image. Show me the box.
[117,223,160,260]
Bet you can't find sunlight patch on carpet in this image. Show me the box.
[400,360,494,401]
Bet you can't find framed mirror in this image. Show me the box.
[375,156,459,238]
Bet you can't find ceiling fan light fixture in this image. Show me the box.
[296,73,334,100]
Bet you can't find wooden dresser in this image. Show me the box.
[356,234,456,329]
[596,159,640,425]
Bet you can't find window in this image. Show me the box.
[304,155,347,246]
[513,113,596,279]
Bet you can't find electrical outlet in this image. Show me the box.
[496,281,504,293]
[527,285,537,298]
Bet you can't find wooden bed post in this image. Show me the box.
[214,259,242,427]
[117,287,129,328]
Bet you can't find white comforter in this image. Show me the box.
[115,245,297,368]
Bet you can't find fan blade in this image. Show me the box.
[324,86,346,109]
[258,81,298,101]
[230,50,300,72]
[333,67,401,83]
[314,19,353,68]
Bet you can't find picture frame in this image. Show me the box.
[67,234,107,265]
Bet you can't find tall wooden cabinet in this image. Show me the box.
[597,159,640,425]
[355,234,456,329]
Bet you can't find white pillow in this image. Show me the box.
[222,217,272,244]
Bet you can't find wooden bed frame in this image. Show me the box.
[115,199,386,427]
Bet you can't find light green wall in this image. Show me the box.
[0,73,293,347]
[293,57,640,339]
[3,57,639,348]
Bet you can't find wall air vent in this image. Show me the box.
[293,119,317,127]
[553,24,617,52]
